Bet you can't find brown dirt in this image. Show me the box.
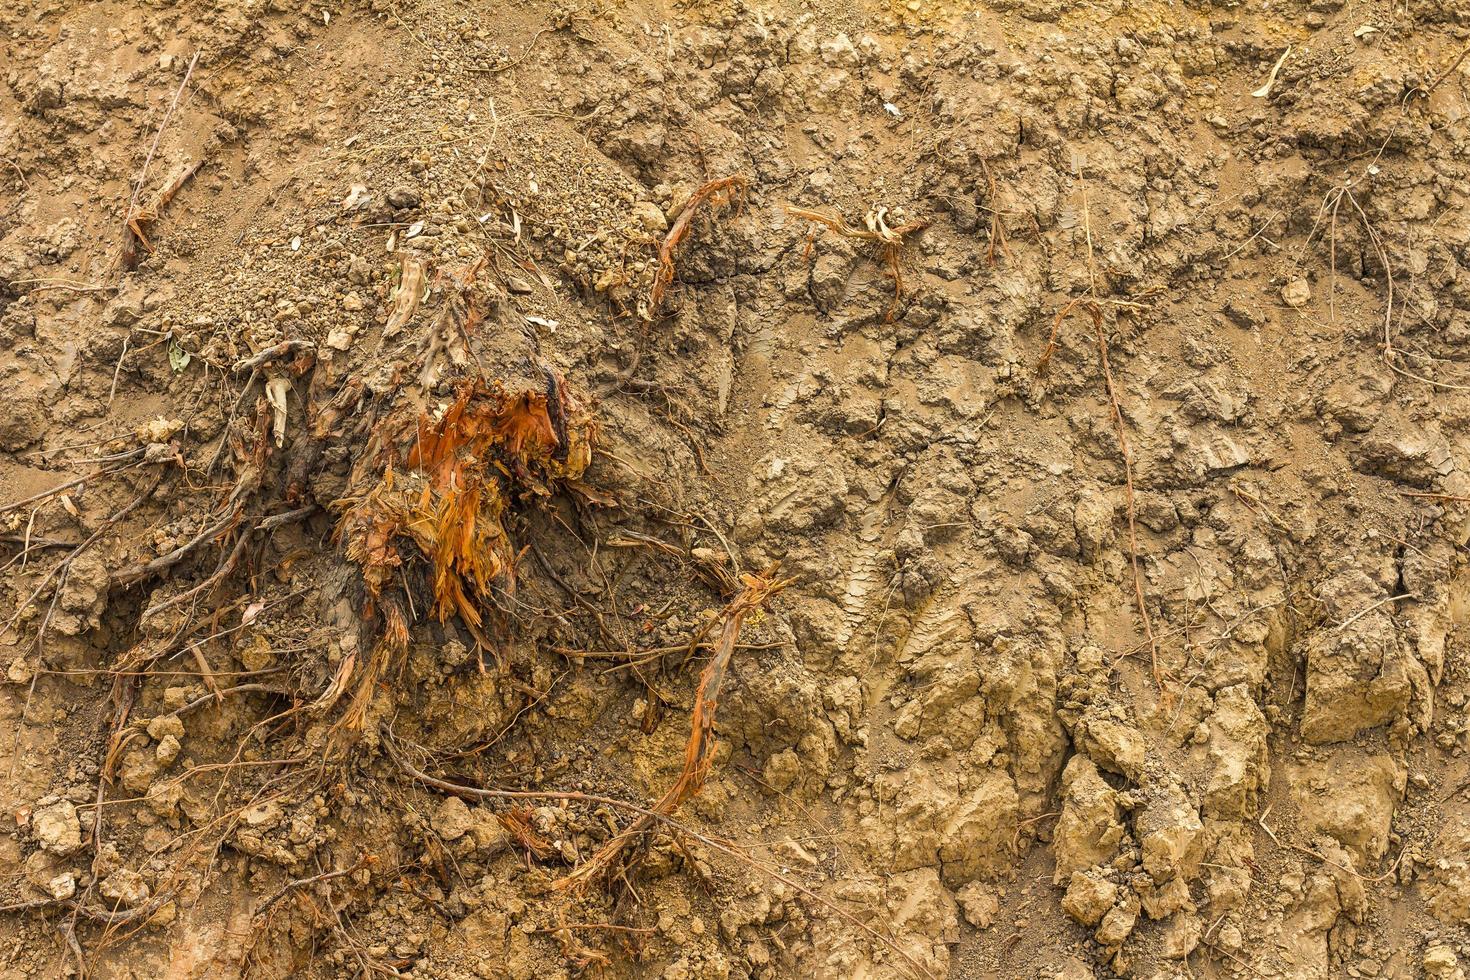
[3,1,1470,978]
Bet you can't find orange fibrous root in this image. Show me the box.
[334,373,595,700]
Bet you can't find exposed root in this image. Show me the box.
[0,450,145,517]
[230,339,316,375]
[251,854,376,921]
[499,807,557,860]
[329,372,595,735]
[980,159,1014,267]
[557,565,790,890]
[119,161,200,267]
[383,728,937,980]
[2,473,167,648]
[646,175,748,320]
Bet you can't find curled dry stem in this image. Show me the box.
[783,202,928,322]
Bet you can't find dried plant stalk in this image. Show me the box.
[120,161,202,269]
[1037,299,1164,694]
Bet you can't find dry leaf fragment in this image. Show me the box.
[342,184,372,212]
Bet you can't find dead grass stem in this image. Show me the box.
[1038,299,1164,696]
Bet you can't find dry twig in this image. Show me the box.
[118,52,200,272]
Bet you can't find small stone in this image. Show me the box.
[136,418,184,444]
[155,734,181,766]
[1094,894,1139,947]
[243,801,283,829]
[46,872,77,900]
[24,850,63,890]
[33,801,82,856]
[386,185,421,209]
[1281,278,1311,308]
[432,796,474,841]
[468,809,509,853]
[146,714,185,741]
[762,749,802,793]
[955,881,1000,929]
[1160,911,1202,959]
[1424,943,1460,978]
[100,869,151,908]
[342,292,365,312]
[345,255,373,284]
[1061,870,1118,927]
[120,747,161,794]
[630,201,668,234]
[147,779,183,818]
